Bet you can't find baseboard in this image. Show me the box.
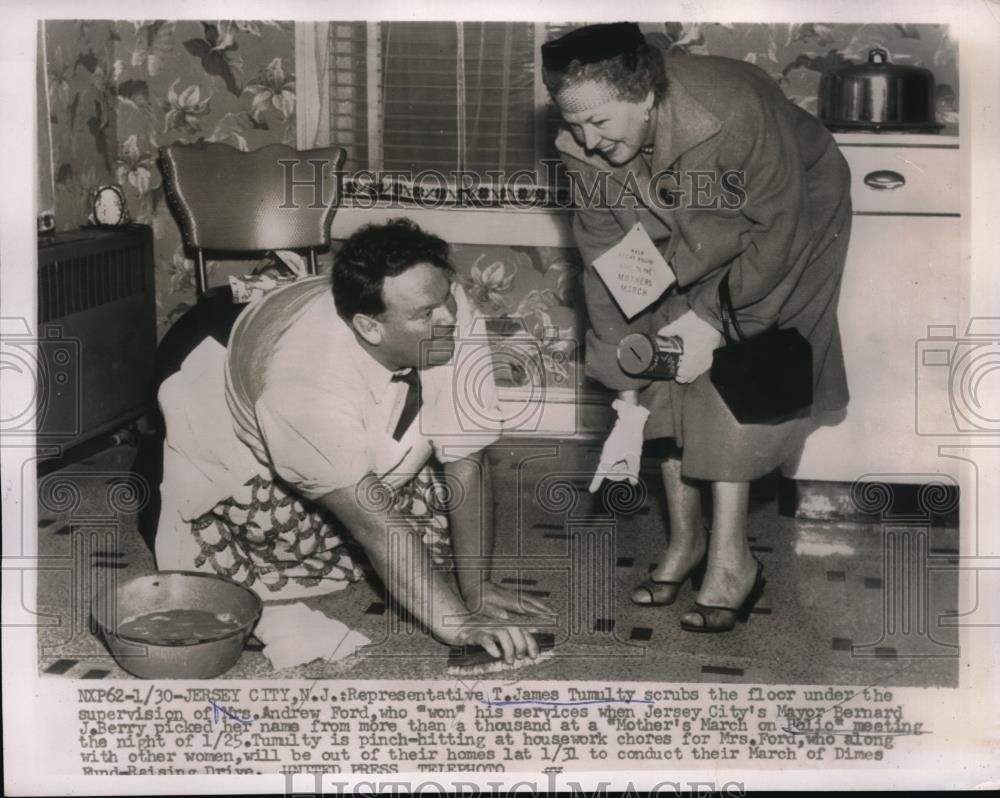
[778,477,960,527]
[497,385,614,440]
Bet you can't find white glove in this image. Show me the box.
[657,310,723,384]
[589,399,650,492]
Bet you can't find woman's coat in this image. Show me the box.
[557,53,853,479]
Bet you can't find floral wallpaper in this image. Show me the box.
[451,244,584,392]
[41,20,958,347]
[319,239,586,393]
[45,21,118,232]
[644,22,958,126]
[43,19,297,336]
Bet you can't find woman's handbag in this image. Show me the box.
[709,272,814,424]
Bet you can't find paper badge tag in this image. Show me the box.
[592,223,675,320]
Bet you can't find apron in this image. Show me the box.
[190,466,453,597]
[155,336,453,603]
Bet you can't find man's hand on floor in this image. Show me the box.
[470,581,556,621]
[436,610,542,664]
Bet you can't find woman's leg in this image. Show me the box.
[680,480,757,625]
[632,456,707,602]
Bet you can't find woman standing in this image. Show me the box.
[542,23,852,631]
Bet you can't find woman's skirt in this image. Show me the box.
[640,374,814,482]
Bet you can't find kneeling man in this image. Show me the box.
[156,219,546,663]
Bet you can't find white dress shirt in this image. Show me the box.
[225,276,502,501]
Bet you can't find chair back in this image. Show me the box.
[159,142,346,294]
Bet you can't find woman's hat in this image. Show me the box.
[541,22,645,71]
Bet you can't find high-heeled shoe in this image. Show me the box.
[679,558,766,632]
[631,554,707,607]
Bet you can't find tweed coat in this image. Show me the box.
[557,53,852,480]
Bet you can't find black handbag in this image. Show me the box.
[709,272,813,424]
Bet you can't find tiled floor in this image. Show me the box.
[37,441,960,686]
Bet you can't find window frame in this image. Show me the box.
[295,20,573,213]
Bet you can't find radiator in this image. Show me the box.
[37,225,156,450]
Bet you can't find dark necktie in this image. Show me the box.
[391,369,422,441]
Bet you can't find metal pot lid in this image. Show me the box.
[826,48,934,80]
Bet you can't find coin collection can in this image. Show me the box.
[616,332,684,380]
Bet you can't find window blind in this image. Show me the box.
[328,21,581,199]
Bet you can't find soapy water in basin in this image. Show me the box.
[116,609,243,646]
